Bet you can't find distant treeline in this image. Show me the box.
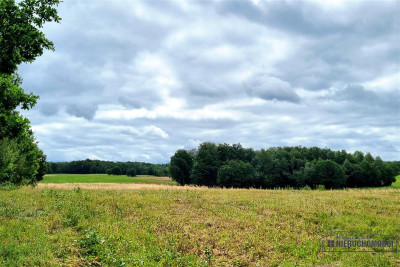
[169,143,400,189]
[46,159,169,177]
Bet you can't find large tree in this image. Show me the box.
[0,0,61,185]
[190,142,220,186]
[217,160,256,188]
[169,149,193,185]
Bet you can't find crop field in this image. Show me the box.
[0,176,399,266]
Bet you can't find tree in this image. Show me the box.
[0,138,27,184]
[217,160,256,188]
[360,153,379,186]
[190,142,220,186]
[374,156,396,186]
[126,168,137,177]
[169,149,193,185]
[170,143,393,189]
[0,0,61,185]
[303,159,346,189]
[252,148,291,188]
[217,143,255,163]
[107,166,122,176]
[343,159,365,187]
[0,0,62,74]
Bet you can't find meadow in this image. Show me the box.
[0,175,399,266]
[389,175,400,188]
[42,174,177,185]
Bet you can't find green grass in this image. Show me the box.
[358,175,400,190]
[390,175,400,188]
[0,185,399,266]
[41,174,177,185]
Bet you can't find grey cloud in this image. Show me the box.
[215,0,399,92]
[118,90,162,109]
[334,85,377,103]
[38,103,59,117]
[66,104,98,120]
[216,1,398,38]
[331,85,400,112]
[16,0,400,162]
[244,75,300,103]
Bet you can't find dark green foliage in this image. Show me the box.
[0,0,61,185]
[300,159,346,189]
[106,166,122,176]
[126,168,136,177]
[360,153,379,187]
[217,160,256,188]
[343,160,365,187]
[252,148,293,188]
[190,142,220,186]
[0,74,47,185]
[0,137,46,185]
[46,159,168,177]
[217,143,255,163]
[171,143,396,189]
[0,0,62,74]
[169,149,193,185]
[0,138,27,184]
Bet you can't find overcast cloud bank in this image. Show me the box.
[19,0,400,162]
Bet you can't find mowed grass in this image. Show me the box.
[0,184,399,266]
[41,174,177,185]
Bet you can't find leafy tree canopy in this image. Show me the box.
[169,149,193,185]
[217,160,256,188]
[171,143,398,189]
[0,0,62,74]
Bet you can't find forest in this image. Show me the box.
[169,142,400,189]
[46,159,169,177]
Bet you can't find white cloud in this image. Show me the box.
[363,72,400,93]
[143,125,169,139]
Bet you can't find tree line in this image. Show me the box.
[46,159,169,177]
[169,142,399,189]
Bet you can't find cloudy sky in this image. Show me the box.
[19,0,399,162]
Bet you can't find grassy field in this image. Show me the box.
[0,185,399,266]
[41,174,177,185]
[390,175,400,188]
[0,175,399,266]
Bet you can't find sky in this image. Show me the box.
[18,0,400,163]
